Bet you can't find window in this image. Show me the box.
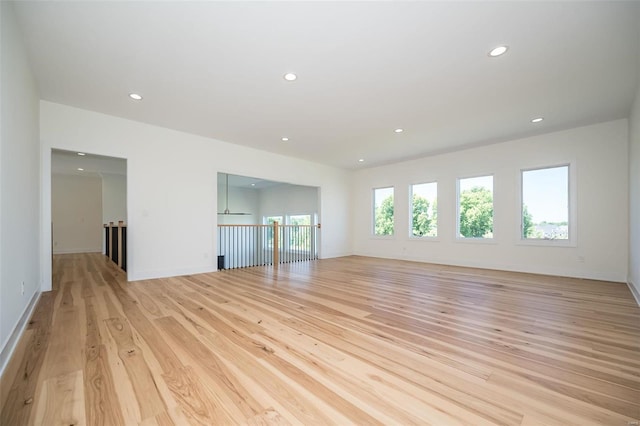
[521,165,569,240]
[373,187,394,236]
[457,175,493,239]
[264,216,282,248]
[288,214,311,226]
[264,215,283,225]
[410,182,437,237]
[287,214,312,251]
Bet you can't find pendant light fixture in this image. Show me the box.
[218,173,251,215]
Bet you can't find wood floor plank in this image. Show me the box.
[0,328,34,410]
[139,411,176,426]
[96,291,143,425]
[2,253,640,425]
[30,369,86,426]
[156,288,358,424]
[243,408,291,426]
[201,282,514,423]
[155,315,263,421]
[83,291,125,426]
[100,266,225,425]
[179,310,365,425]
[104,316,167,421]
[270,315,522,424]
[0,291,56,426]
[173,284,392,426]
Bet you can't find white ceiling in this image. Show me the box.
[218,172,286,189]
[52,149,126,177]
[13,1,640,169]
[51,150,287,189]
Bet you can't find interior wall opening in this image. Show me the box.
[216,172,320,269]
[51,149,127,275]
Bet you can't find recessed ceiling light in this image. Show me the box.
[488,45,509,57]
[251,183,256,187]
[77,152,86,156]
[531,117,544,123]
[358,159,365,163]
[281,137,289,141]
[283,73,297,81]
[394,128,404,133]
[77,168,84,171]
[129,93,143,100]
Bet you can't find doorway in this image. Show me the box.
[51,149,127,273]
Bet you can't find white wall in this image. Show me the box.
[52,174,103,254]
[216,179,320,225]
[102,172,127,224]
[629,84,640,302]
[0,3,41,371]
[217,181,259,225]
[259,184,319,220]
[353,119,629,282]
[40,101,352,287]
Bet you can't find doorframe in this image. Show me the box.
[41,147,128,291]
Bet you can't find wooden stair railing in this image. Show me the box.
[217,221,319,270]
[104,220,127,271]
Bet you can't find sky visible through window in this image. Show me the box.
[374,187,394,207]
[522,166,568,224]
[412,182,437,201]
[459,175,493,192]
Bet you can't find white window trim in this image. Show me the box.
[517,162,577,247]
[455,173,495,242]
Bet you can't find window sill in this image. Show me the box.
[409,236,440,242]
[517,239,577,248]
[455,237,497,245]
[370,235,395,240]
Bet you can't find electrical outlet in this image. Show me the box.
[21,281,25,295]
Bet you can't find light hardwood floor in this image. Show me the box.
[1,253,639,425]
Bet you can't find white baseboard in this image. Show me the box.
[53,248,101,254]
[353,250,628,283]
[0,290,41,377]
[128,265,216,282]
[627,279,640,307]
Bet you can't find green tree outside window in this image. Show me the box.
[459,186,493,238]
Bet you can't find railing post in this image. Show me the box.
[117,220,124,269]
[273,221,279,267]
[109,221,114,263]
[104,224,109,256]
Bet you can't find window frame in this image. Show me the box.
[409,181,439,240]
[456,174,495,242]
[518,162,577,247]
[287,214,312,226]
[262,213,319,254]
[372,186,395,237]
[263,215,283,249]
[284,214,313,254]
